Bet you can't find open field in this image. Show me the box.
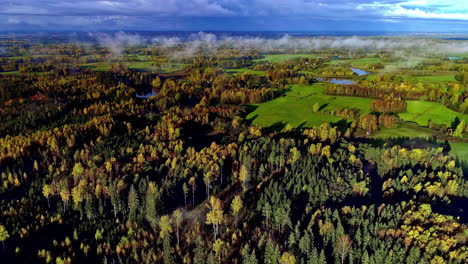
[366,73,456,84]
[247,83,373,128]
[373,122,434,139]
[404,75,456,83]
[450,142,468,163]
[330,57,384,67]
[254,54,317,62]
[79,63,111,71]
[79,62,184,73]
[0,71,20,75]
[400,101,468,126]
[227,68,265,75]
[248,82,468,129]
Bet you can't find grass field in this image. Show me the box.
[79,62,184,73]
[405,75,456,83]
[373,122,434,139]
[247,83,373,128]
[330,57,384,67]
[255,54,317,63]
[79,63,111,72]
[400,101,468,126]
[227,68,265,75]
[366,74,456,84]
[248,81,468,129]
[127,62,184,72]
[449,142,468,163]
[0,71,20,75]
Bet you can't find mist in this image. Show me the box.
[91,32,468,60]
[91,32,144,56]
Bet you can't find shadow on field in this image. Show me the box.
[264,121,287,133]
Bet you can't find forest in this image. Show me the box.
[0,34,467,264]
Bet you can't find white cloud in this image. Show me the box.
[388,6,468,20]
[359,1,468,20]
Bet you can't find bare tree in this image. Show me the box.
[335,234,352,264]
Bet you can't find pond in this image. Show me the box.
[350,67,370,76]
[448,57,463,60]
[315,67,369,85]
[136,90,158,99]
[316,77,356,84]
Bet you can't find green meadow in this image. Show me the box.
[254,54,317,62]
[450,142,468,163]
[0,71,20,75]
[366,74,456,84]
[247,83,373,128]
[248,82,468,129]
[79,62,184,73]
[79,63,111,72]
[403,75,456,83]
[373,122,434,139]
[400,101,468,126]
[227,68,265,75]
[330,57,384,67]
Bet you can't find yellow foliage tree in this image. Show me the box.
[159,215,172,239]
[280,252,296,264]
[206,197,224,239]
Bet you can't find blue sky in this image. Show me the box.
[1,0,467,32]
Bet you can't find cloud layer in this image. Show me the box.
[95,32,468,59]
[0,0,467,31]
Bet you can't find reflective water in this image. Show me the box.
[136,90,158,99]
[316,67,369,84]
[350,67,370,76]
[316,77,356,84]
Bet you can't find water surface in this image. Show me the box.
[136,90,158,99]
[350,67,370,76]
[316,77,356,85]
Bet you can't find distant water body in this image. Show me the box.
[316,67,369,85]
[350,68,370,76]
[1,31,460,44]
[136,90,158,99]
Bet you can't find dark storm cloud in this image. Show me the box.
[0,0,467,31]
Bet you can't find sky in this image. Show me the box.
[0,0,467,33]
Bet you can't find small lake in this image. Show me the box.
[136,90,158,99]
[350,68,370,76]
[316,67,369,85]
[448,57,463,60]
[316,77,356,85]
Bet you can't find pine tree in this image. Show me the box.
[193,236,205,264]
[299,233,310,255]
[318,249,327,264]
[128,185,139,220]
[264,239,280,264]
[163,236,174,264]
[361,250,370,264]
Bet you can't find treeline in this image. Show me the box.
[370,97,407,113]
